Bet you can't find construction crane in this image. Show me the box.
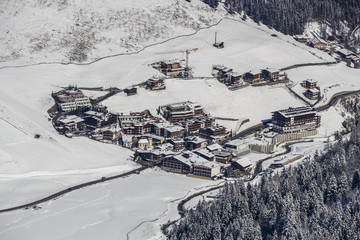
[159,48,198,70]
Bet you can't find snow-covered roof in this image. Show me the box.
[122,135,133,142]
[234,157,252,168]
[225,139,247,147]
[59,115,84,124]
[227,72,242,77]
[153,121,170,128]
[194,161,220,169]
[138,138,149,144]
[173,151,208,166]
[262,67,279,73]
[337,48,356,57]
[275,106,316,118]
[102,124,120,133]
[305,79,317,84]
[165,125,184,132]
[213,150,232,158]
[294,35,308,39]
[186,136,207,144]
[162,60,180,65]
[157,143,173,150]
[206,143,222,152]
[194,148,215,159]
[307,88,320,94]
[311,37,327,45]
[84,111,104,118]
[170,138,184,144]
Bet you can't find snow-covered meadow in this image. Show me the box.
[0,169,222,240]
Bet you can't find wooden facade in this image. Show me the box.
[125,87,137,96]
[162,156,191,174]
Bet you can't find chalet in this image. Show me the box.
[169,138,186,151]
[213,150,233,164]
[199,125,229,142]
[337,49,357,59]
[212,66,233,79]
[178,116,215,135]
[244,71,263,84]
[185,136,207,150]
[137,137,153,150]
[224,139,250,155]
[152,60,187,77]
[272,106,321,134]
[118,113,144,122]
[194,148,215,161]
[102,124,121,143]
[160,60,181,69]
[122,121,153,135]
[305,88,320,100]
[146,77,166,91]
[83,111,106,129]
[136,149,174,164]
[261,68,281,82]
[57,115,85,134]
[164,125,185,138]
[162,101,204,123]
[294,35,309,43]
[152,121,170,136]
[124,87,137,96]
[310,37,327,50]
[162,153,193,174]
[225,72,242,85]
[304,79,317,89]
[231,157,253,172]
[193,162,221,178]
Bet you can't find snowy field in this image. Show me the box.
[0,169,222,240]
[104,80,304,131]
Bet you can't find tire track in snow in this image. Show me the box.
[0,18,227,70]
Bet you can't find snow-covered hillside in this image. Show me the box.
[0,0,226,65]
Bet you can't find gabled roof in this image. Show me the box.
[194,148,215,159]
[337,48,356,57]
[311,37,327,45]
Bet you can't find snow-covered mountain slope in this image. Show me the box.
[0,0,226,65]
